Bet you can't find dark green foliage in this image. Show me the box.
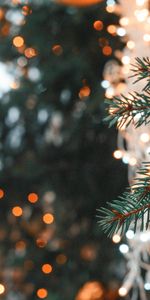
[99,57,150,237]
[0,2,124,300]
[98,163,150,237]
[104,92,150,128]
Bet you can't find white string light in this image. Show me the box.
[104,0,150,298]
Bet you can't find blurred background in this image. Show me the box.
[0,0,129,299]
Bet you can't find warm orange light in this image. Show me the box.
[112,234,121,243]
[93,20,103,31]
[2,24,10,37]
[0,189,4,199]
[28,193,38,203]
[106,5,115,13]
[56,254,67,265]
[42,264,53,274]
[10,81,20,90]
[43,213,54,224]
[0,9,5,20]
[36,238,47,248]
[52,44,63,56]
[107,25,116,35]
[102,46,112,56]
[22,6,32,16]
[79,86,91,99]
[16,240,26,251]
[118,287,127,297]
[0,284,5,295]
[56,0,102,7]
[12,206,23,217]
[113,150,123,159]
[76,281,104,300]
[37,288,48,299]
[13,36,24,48]
[24,48,37,58]
[80,245,96,261]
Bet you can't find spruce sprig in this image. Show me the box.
[130,57,150,92]
[105,92,150,128]
[99,58,150,236]
[98,163,150,237]
[104,58,150,129]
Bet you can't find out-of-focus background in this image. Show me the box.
[0,1,129,299]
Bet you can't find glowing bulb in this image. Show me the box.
[12,206,23,217]
[107,25,116,34]
[93,20,103,31]
[119,287,127,296]
[113,150,123,159]
[102,46,112,56]
[42,264,53,274]
[13,36,24,47]
[119,17,129,26]
[0,284,5,295]
[134,9,149,22]
[119,244,129,254]
[112,234,121,243]
[126,230,134,240]
[106,5,115,13]
[140,133,150,143]
[127,40,135,49]
[37,288,48,299]
[143,34,150,42]
[121,56,130,65]
[122,155,129,164]
[117,27,126,36]
[101,80,110,89]
[43,213,54,224]
[144,283,150,291]
[28,193,38,203]
[0,189,4,199]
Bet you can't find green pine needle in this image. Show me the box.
[104,58,150,129]
[98,163,150,237]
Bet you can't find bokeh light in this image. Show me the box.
[28,193,39,203]
[12,206,23,217]
[43,213,54,224]
[0,284,5,295]
[93,20,103,31]
[13,36,24,47]
[0,189,4,199]
[37,288,48,299]
[42,264,53,274]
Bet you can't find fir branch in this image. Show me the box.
[130,57,150,92]
[105,92,150,128]
[104,58,150,129]
[98,163,150,237]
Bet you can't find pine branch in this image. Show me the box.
[104,58,150,129]
[98,163,150,237]
[105,92,150,128]
[130,57,150,92]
